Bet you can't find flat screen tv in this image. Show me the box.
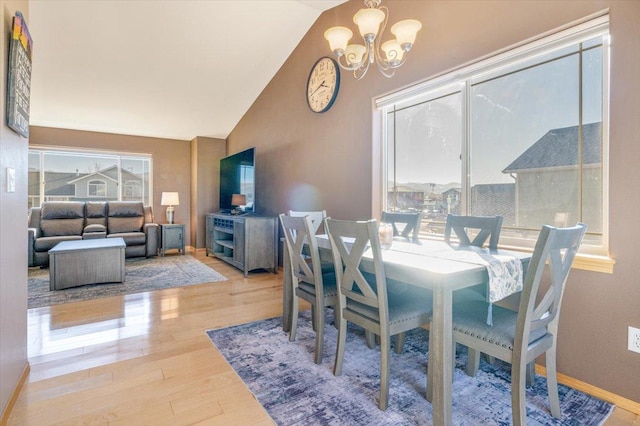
[219,147,255,213]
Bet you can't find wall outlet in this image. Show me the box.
[629,326,640,354]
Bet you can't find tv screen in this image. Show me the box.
[219,147,255,213]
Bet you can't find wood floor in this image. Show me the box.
[5,250,638,425]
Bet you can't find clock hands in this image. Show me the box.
[310,80,328,97]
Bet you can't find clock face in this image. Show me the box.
[306,57,340,113]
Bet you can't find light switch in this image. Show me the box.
[7,168,15,193]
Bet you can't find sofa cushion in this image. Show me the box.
[108,232,146,246]
[41,218,85,237]
[84,224,107,233]
[85,202,107,226]
[40,202,86,237]
[34,235,82,252]
[41,202,85,220]
[107,202,145,233]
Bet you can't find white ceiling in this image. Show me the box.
[28,0,345,141]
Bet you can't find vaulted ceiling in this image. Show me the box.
[28,0,345,141]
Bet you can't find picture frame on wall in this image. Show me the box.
[6,11,33,139]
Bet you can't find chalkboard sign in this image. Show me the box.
[6,11,33,138]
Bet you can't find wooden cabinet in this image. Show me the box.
[205,213,277,277]
[160,223,185,256]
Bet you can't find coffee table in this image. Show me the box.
[48,238,126,290]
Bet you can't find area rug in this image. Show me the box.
[28,255,227,309]
[207,311,614,426]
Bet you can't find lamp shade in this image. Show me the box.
[345,44,367,65]
[391,19,422,47]
[324,26,353,53]
[381,39,404,64]
[231,194,246,206]
[161,192,179,206]
[353,7,385,38]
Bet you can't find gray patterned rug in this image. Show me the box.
[28,255,227,309]
[207,311,614,426]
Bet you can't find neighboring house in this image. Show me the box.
[470,183,516,226]
[502,122,602,232]
[28,166,148,207]
[387,184,426,211]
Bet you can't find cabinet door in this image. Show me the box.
[233,220,245,265]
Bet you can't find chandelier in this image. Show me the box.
[324,0,422,80]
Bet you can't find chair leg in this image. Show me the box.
[526,361,535,387]
[466,348,481,377]
[379,331,391,410]
[546,348,561,418]
[311,305,317,332]
[365,330,376,349]
[485,354,496,364]
[426,335,433,402]
[313,305,325,364]
[289,295,299,342]
[333,313,348,376]
[395,332,406,354]
[511,360,528,426]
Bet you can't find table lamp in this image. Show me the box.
[161,192,179,224]
[231,193,246,215]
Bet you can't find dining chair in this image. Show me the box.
[381,211,422,243]
[444,214,503,249]
[288,210,327,235]
[280,213,338,364]
[445,213,504,304]
[325,218,432,410]
[434,222,587,426]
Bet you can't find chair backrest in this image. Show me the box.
[288,210,327,235]
[514,223,587,357]
[325,218,389,324]
[279,214,325,293]
[444,214,503,249]
[381,211,422,242]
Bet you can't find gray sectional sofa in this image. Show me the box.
[28,201,159,267]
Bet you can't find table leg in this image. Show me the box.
[431,286,453,426]
[282,242,292,332]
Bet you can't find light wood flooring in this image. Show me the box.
[5,250,638,425]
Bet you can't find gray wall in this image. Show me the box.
[228,0,640,402]
[0,0,29,418]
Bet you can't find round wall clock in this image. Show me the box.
[306,57,340,113]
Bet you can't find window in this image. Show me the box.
[124,181,142,199]
[28,148,152,207]
[376,15,609,257]
[87,179,107,197]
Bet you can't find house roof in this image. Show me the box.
[502,122,601,173]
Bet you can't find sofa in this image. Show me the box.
[28,201,159,267]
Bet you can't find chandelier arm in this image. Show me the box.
[335,55,362,72]
[374,59,396,78]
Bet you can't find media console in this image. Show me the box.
[205,213,277,277]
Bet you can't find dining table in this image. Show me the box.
[282,236,531,426]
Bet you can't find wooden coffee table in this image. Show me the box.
[48,238,126,290]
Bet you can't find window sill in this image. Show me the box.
[572,253,615,274]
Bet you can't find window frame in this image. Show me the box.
[28,146,153,207]
[87,179,107,198]
[372,12,611,269]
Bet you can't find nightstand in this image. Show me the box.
[159,223,185,256]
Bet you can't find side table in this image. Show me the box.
[160,223,185,256]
